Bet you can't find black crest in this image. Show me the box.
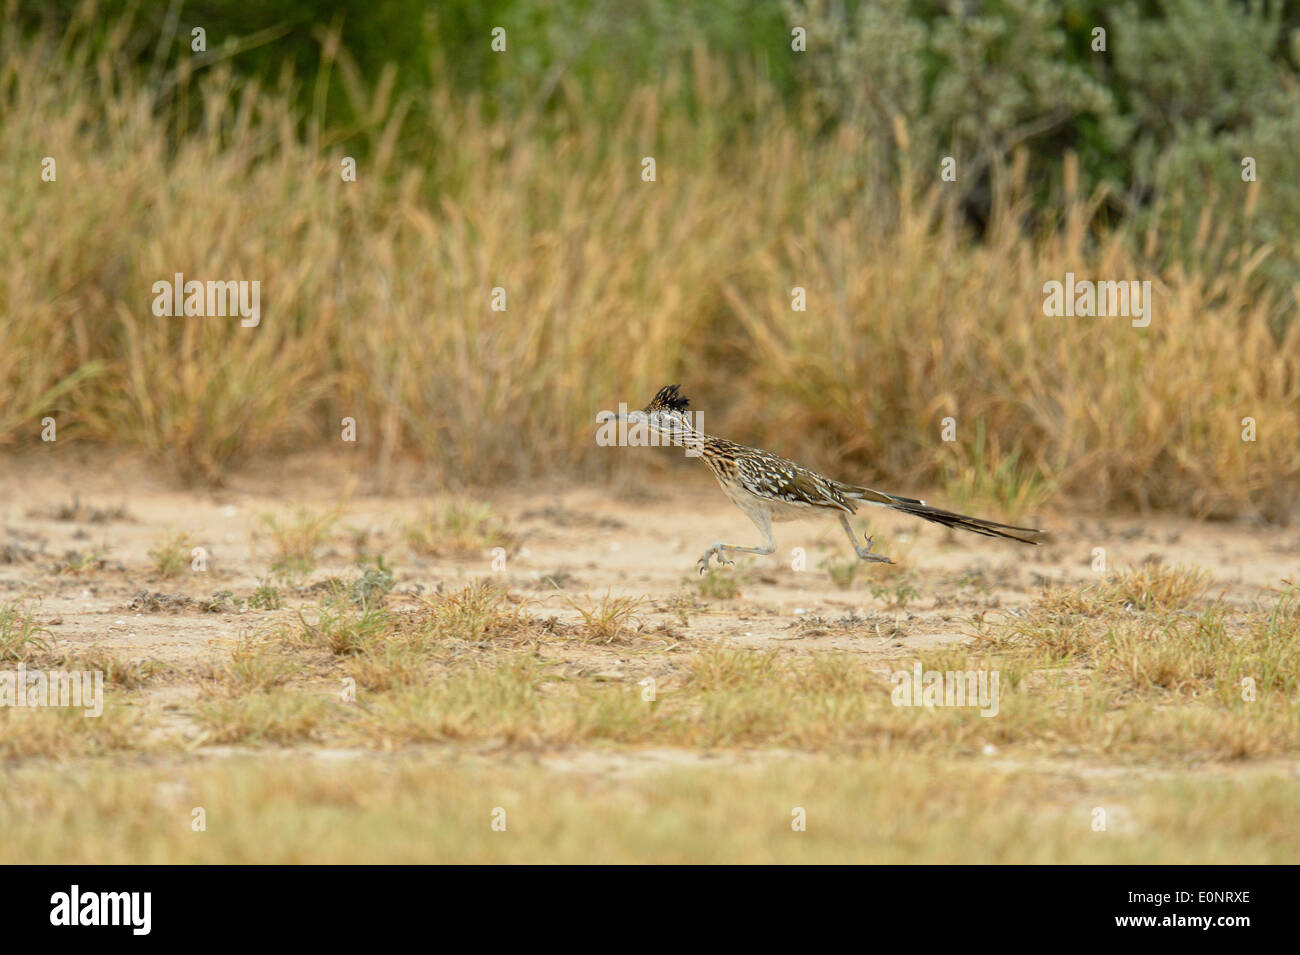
[645,384,690,413]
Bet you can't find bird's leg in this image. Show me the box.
[839,513,893,564]
[697,507,776,574]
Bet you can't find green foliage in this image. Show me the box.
[351,556,396,608]
[0,599,50,662]
[697,567,744,600]
[12,0,1298,303]
[869,580,920,611]
[791,0,1300,299]
[249,581,284,611]
[1112,0,1300,315]
[12,0,794,154]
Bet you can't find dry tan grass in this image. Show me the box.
[0,704,151,761]
[564,592,646,645]
[3,754,1296,864]
[1037,563,1212,616]
[198,637,300,697]
[163,576,1300,762]
[194,692,334,746]
[5,537,1294,867]
[404,499,515,559]
[979,577,1300,707]
[0,14,1295,517]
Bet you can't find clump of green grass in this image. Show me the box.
[870,580,921,610]
[248,580,283,611]
[282,597,398,657]
[53,547,110,576]
[268,581,530,699]
[257,507,341,579]
[0,598,50,662]
[1101,590,1300,702]
[296,581,535,696]
[940,422,1053,524]
[696,566,744,600]
[821,554,860,590]
[404,499,515,559]
[147,532,193,579]
[351,556,395,607]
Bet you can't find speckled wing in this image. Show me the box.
[735,451,855,512]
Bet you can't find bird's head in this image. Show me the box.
[603,384,697,445]
[639,384,696,441]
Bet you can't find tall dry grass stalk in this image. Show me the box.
[0,12,1296,517]
[724,145,1300,520]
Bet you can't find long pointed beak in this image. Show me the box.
[599,410,645,424]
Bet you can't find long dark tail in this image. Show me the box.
[841,485,1044,545]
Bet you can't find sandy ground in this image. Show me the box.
[3,447,1299,865]
[2,447,1295,674]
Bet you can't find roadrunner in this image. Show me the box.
[619,385,1044,573]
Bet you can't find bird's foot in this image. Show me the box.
[855,534,894,564]
[696,545,735,574]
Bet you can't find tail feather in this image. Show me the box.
[839,484,924,507]
[839,484,1042,544]
[887,498,1044,545]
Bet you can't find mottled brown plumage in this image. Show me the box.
[635,385,1043,573]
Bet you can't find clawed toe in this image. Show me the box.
[856,534,893,563]
[854,536,893,563]
[696,548,735,573]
